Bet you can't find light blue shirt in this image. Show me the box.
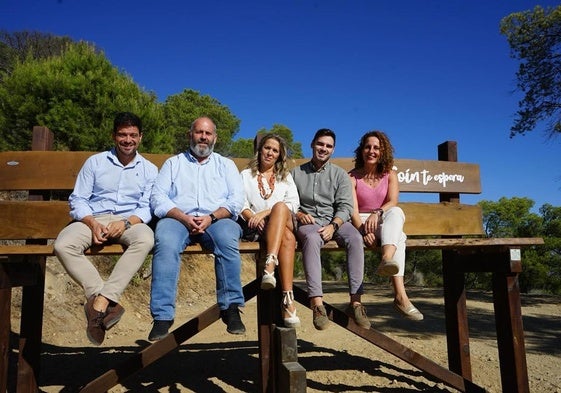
[151,150,244,219]
[69,149,158,223]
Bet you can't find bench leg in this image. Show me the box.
[16,257,46,393]
[257,287,275,392]
[256,246,276,393]
[0,287,11,393]
[492,251,529,393]
[442,251,472,380]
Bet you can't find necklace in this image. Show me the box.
[257,171,275,200]
[362,170,379,186]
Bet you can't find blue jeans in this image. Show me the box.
[150,217,244,321]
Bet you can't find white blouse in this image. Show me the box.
[240,168,300,215]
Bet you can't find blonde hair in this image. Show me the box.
[247,133,290,180]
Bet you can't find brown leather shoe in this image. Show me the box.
[311,304,330,330]
[345,303,371,329]
[84,295,106,346]
[103,303,125,330]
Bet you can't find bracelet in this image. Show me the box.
[371,208,383,217]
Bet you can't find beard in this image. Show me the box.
[190,139,215,158]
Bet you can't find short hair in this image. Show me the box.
[311,128,336,146]
[113,112,142,134]
[190,116,217,133]
[353,130,395,174]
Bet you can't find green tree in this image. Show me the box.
[500,5,561,138]
[260,124,303,158]
[479,197,541,237]
[537,204,561,293]
[0,41,169,152]
[230,124,304,159]
[162,89,240,155]
[479,197,561,294]
[0,30,75,76]
[229,138,255,158]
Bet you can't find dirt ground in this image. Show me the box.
[8,255,561,393]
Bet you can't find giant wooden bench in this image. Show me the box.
[0,126,543,392]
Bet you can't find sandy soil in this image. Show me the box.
[7,255,561,392]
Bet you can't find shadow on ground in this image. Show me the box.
[6,283,559,392]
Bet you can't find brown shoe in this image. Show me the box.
[84,295,106,346]
[103,303,125,330]
[345,303,371,329]
[311,304,329,330]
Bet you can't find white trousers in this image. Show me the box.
[360,206,407,276]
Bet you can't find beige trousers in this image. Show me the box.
[54,213,154,302]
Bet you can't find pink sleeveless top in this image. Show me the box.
[351,171,389,212]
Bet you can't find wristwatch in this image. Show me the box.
[210,213,218,224]
[330,221,340,232]
[122,219,132,230]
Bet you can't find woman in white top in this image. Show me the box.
[240,134,300,328]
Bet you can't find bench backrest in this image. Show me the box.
[0,145,484,242]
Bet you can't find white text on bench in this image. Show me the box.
[397,169,465,188]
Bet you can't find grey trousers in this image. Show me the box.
[296,221,364,298]
[53,213,154,302]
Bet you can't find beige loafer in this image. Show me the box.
[393,300,424,321]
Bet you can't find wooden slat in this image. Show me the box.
[0,200,486,240]
[0,237,544,257]
[1,152,480,194]
[404,237,543,249]
[0,201,71,240]
[0,151,92,190]
[401,202,484,236]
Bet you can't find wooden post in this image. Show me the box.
[257,246,275,392]
[16,126,53,391]
[438,141,472,381]
[274,327,306,393]
[442,252,472,379]
[492,250,530,393]
[438,141,459,203]
[0,274,10,393]
[31,126,54,152]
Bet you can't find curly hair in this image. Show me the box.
[353,130,395,174]
[247,133,290,180]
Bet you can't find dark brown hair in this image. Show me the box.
[353,130,394,174]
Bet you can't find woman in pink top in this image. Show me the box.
[349,131,423,321]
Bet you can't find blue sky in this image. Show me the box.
[2,0,560,210]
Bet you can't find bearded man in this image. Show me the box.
[148,116,246,341]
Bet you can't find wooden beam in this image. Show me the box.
[1,152,481,194]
